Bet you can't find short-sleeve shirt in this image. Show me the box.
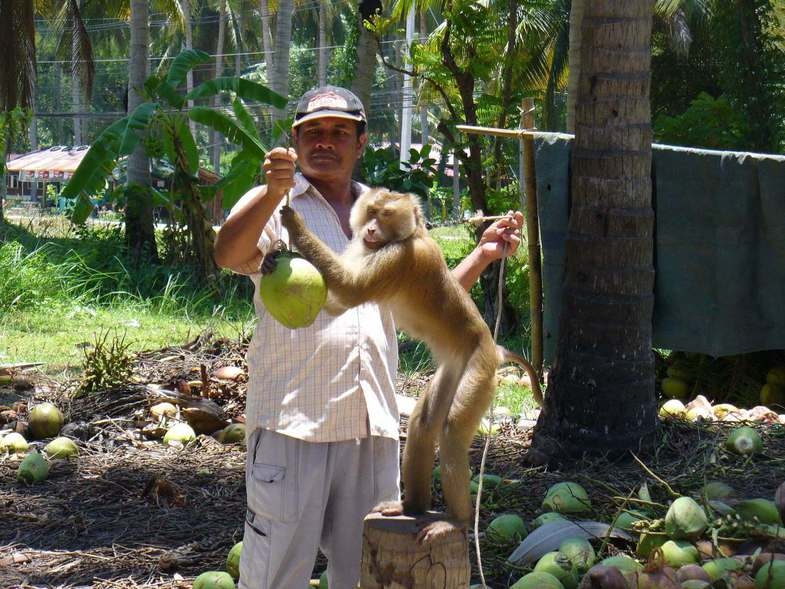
[227,174,400,443]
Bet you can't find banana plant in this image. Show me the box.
[61,48,287,281]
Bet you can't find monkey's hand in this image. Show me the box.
[261,240,288,275]
[371,501,405,517]
[279,205,305,238]
[417,520,467,545]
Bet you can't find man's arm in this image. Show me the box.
[213,148,297,272]
[451,211,524,291]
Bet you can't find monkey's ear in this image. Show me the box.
[409,193,426,228]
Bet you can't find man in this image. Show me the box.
[213,85,523,589]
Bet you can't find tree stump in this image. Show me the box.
[360,511,471,588]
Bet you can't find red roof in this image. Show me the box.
[6,146,89,174]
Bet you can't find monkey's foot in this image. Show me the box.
[371,500,405,516]
[416,519,467,545]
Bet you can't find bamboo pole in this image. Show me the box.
[521,98,544,380]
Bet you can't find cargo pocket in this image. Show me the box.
[245,430,302,523]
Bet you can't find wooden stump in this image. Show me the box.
[360,511,470,588]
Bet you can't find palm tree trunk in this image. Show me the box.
[71,0,83,145]
[351,16,378,120]
[260,0,273,78]
[126,0,158,264]
[530,0,657,461]
[565,0,584,133]
[211,0,227,223]
[317,0,329,86]
[271,0,294,123]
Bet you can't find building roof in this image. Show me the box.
[7,146,89,174]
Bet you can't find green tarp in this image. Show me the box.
[534,134,785,361]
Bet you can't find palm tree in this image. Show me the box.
[530,0,658,461]
[0,2,36,224]
[126,0,158,263]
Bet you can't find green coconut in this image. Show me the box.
[766,367,785,386]
[659,399,687,420]
[702,557,743,581]
[532,512,567,528]
[636,532,668,559]
[28,402,64,439]
[534,551,579,589]
[543,481,591,514]
[660,539,700,568]
[510,571,565,589]
[486,513,527,543]
[44,436,79,459]
[1,432,29,454]
[218,423,246,444]
[225,541,242,581]
[473,473,503,489]
[661,377,689,399]
[615,509,649,531]
[664,496,708,540]
[725,426,763,455]
[192,570,236,589]
[163,422,197,446]
[755,560,785,589]
[702,481,735,501]
[559,537,596,574]
[599,554,643,573]
[258,252,327,329]
[17,451,50,484]
[733,498,782,526]
[760,383,785,406]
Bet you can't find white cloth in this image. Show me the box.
[227,174,400,442]
[239,428,400,589]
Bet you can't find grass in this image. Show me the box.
[0,216,255,374]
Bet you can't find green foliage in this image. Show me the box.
[654,93,751,150]
[76,329,134,395]
[359,144,437,198]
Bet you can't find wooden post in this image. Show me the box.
[360,512,470,588]
[521,98,544,380]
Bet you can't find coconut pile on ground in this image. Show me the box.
[1,336,785,588]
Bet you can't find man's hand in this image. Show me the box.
[263,147,297,202]
[477,210,524,262]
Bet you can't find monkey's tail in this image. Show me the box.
[496,345,543,406]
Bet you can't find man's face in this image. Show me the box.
[293,117,367,184]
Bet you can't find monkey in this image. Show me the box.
[279,188,541,542]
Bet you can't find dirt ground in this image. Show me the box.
[2,336,784,588]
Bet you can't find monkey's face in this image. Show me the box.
[351,190,422,249]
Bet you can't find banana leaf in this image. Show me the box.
[232,98,261,140]
[62,118,126,223]
[188,107,268,159]
[166,49,211,89]
[185,77,287,109]
[216,151,262,207]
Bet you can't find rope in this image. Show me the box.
[473,238,509,588]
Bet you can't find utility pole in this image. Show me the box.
[399,6,415,168]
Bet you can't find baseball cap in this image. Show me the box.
[292,85,367,128]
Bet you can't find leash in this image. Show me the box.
[473,234,511,588]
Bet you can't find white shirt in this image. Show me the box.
[227,174,400,442]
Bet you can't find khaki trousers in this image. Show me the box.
[239,429,400,589]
